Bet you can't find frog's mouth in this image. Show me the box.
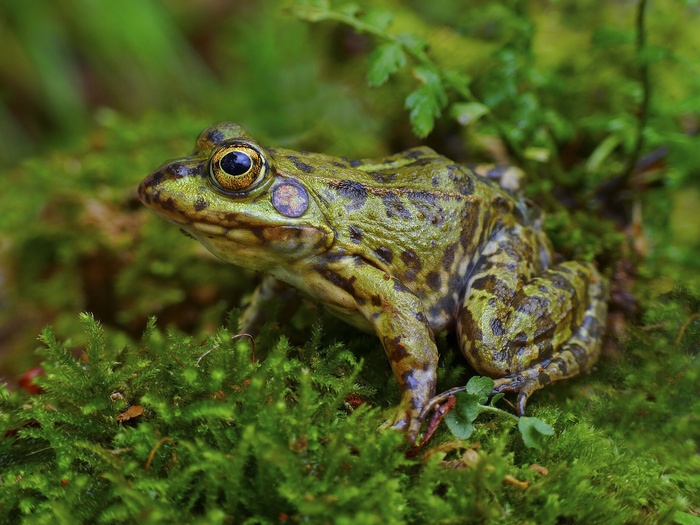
[189,219,330,250]
[139,164,334,255]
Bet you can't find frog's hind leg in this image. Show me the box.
[457,229,608,415]
[491,273,607,415]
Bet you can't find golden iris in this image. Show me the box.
[210,142,267,192]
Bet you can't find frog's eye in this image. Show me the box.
[210,142,268,192]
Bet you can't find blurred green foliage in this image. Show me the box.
[0,0,699,522]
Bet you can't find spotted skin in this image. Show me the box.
[139,122,608,443]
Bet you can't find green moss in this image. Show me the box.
[2,303,698,523]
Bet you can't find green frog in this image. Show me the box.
[139,122,608,442]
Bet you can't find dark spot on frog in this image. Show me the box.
[141,169,173,191]
[459,214,479,251]
[381,193,411,220]
[443,244,457,271]
[581,313,602,335]
[412,202,445,227]
[207,129,225,144]
[432,176,440,187]
[459,307,482,343]
[504,331,530,353]
[370,294,382,307]
[330,180,368,211]
[323,250,347,263]
[551,272,576,293]
[470,274,518,304]
[286,155,315,173]
[374,246,394,265]
[486,165,508,181]
[405,190,437,203]
[404,149,427,160]
[534,339,555,362]
[159,197,178,212]
[383,335,410,361]
[348,159,363,167]
[368,170,398,184]
[194,198,209,211]
[167,163,191,178]
[490,318,505,337]
[333,161,347,168]
[567,340,592,366]
[349,225,363,244]
[447,165,475,196]
[401,249,422,281]
[315,266,363,303]
[426,271,441,291]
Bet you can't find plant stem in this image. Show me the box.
[619,0,650,188]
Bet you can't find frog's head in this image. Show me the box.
[138,122,334,270]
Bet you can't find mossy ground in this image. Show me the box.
[1,1,699,523]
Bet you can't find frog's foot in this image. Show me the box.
[492,323,605,416]
[380,405,425,444]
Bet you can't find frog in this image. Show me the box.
[138,122,608,443]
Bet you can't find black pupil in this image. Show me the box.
[220,151,252,175]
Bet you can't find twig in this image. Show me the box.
[145,437,176,473]
[618,0,650,189]
[676,313,700,351]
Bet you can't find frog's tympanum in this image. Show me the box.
[139,122,608,442]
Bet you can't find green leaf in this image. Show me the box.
[523,147,551,162]
[674,511,700,525]
[405,66,447,137]
[367,42,406,86]
[445,391,482,440]
[337,3,360,17]
[360,8,393,31]
[586,133,621,173]
[396,32,427,55]
[442,69,471,92]
[292,0,331,21]
[465,375,494,402]
[518,416,555,449]
[451,102,489,126]
[490,393,505,406]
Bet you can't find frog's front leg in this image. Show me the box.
[313,258,438,443]
[457,229,608,415]
[239,275,301,336]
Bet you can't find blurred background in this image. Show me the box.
[1,0,699,379]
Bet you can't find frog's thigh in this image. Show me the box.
[458,254,607,413]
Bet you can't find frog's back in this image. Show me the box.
[274,146,534,330]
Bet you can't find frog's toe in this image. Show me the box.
[492,374,548,416]
[516,378,543,416]
[380,408,422,443]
